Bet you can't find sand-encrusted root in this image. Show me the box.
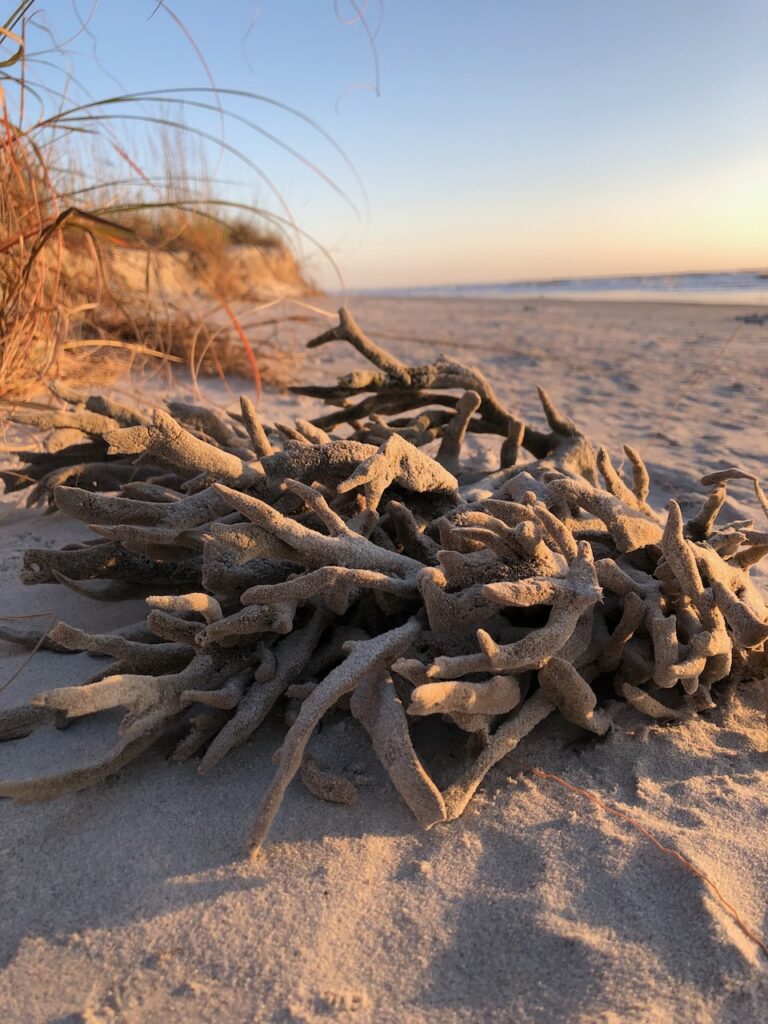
[0,730,162,802]
[46,622,193,673]
[247,615,423,855]
[22,542,202,588]
[104,409,262,488]
[351,673,446,827]
[336,434,459,511]
[307,306,412,384]
[0,704,64,741]
[198,609,328,773]
[597,446,661,522]
[441,689,555,820]
[53,483,232,529]
[538,657,611,734]
[241,566,418,615]
[686,484,727,541]
[194,603,296,647]
[700,467,768,522]
[406,673,523,717]
[170,709,232,763]
[428,542,602,679]
[146,593,224,623]
[437,390,481,474]
[213,483,424,577]
[9,407,119,435]
[300,754,358,805]
[30,655,214,727]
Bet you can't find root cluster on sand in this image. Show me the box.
[2,308,767,857]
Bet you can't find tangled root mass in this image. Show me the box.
[2,307,767,858]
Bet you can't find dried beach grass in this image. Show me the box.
[0,4,325,402]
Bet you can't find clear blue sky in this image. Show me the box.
[16,1,768,288]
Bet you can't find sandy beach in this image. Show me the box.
[1,296,767,1024]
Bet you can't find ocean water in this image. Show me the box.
[370,270,768,305]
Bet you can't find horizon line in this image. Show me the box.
[350,266,768,294]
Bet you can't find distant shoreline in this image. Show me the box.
[354,269,768,306]
[349,290,768,309]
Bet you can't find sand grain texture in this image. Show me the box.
[1,297,767,1023]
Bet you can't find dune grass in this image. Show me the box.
[0,2,334,403]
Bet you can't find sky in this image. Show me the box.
[13,1,768,289]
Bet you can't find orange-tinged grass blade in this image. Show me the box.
[215,295,262,401]
[0,611,56,696]
[525,763,768,959]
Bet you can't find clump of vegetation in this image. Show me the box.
[1,312,766,859]
[0,2,318,402]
